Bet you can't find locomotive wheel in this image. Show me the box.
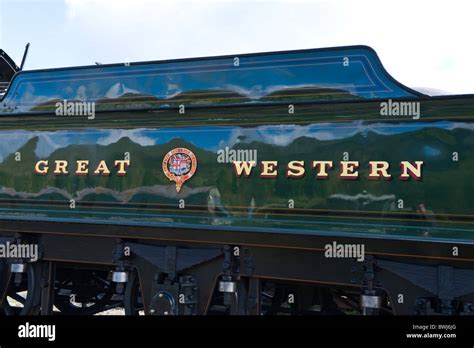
[54,270,120,315]
[54,291,117,315]
[124,271,143,315]
[2,262,42,315]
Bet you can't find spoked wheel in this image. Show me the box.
[2,262,42,315]
[54,269,121,315]
[124,271,143,315]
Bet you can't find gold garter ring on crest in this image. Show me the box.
[162,148,197,192]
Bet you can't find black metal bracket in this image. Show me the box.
[126,242,221,315]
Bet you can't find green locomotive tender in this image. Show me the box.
[0,45,472,315]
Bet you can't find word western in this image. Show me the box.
[34,159,130,176]
[233,160,424,180]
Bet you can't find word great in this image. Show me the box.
[232,160,423,180]
[34,159,130,176]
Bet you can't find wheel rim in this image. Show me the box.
[54,270,120,315]
[124,271,143,315]
[2,262,42,315]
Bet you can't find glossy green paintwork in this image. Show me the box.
[0,46,418,114]
[0,96,472,242]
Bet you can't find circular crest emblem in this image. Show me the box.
[162,148,197,192]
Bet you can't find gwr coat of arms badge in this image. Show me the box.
[162,148,197,192]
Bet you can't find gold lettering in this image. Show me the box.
[312,161,333,179]
[286,161,305,178]
[34,160,49,175]
[260,161,278,178]
[114,160,130,176]
[368,161,391,180]
[53,160,69,175]
[400,161,423,181]
[340,161,359,180]
[93,160,111,176]
[233,161,255,177]
[75,160,89,175]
